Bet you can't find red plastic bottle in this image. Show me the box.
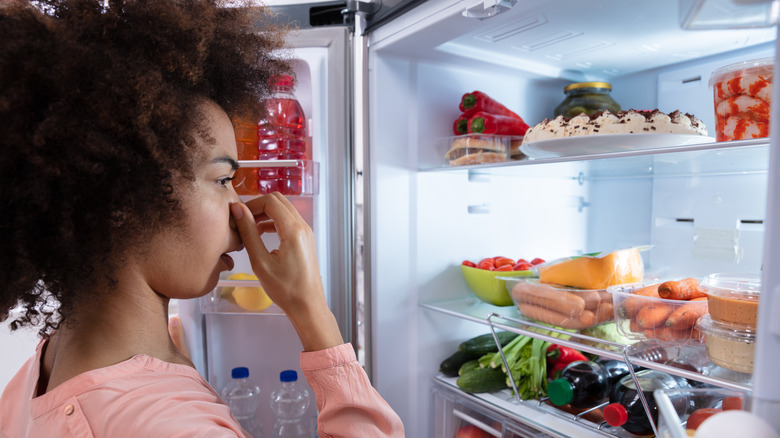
[257,74,307,195]
[603,369,692,435]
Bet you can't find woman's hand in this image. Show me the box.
[229,193,343,352]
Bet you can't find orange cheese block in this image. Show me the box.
[540,248,644,290]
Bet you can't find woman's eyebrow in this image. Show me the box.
[213,156,239,170]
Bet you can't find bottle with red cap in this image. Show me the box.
[257,74,307,196]
[547,359,635,409]
[603,369,693,435]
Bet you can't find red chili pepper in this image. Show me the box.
[459,91,523,120]
[467,112,529,136]
[453,114,469,135]
[547,344,588,365]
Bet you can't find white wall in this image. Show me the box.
[0,315,39,393]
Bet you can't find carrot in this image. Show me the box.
[665,297,708,330]
[658,278,705,300]
[619,284,660,319]
[648,326,693,341]
[636,302,675,329]
[511,282,585,318]
[518,302,596,330]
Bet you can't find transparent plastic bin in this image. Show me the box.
[505,278,614,330]
[654,387,750,437]
[608,283,707,346]
[235,159,319,196]
[199,279,285,315]
[698,272,761,327]
[439,134,523,167]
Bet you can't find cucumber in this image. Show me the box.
[439,350,479,377]
[458,331,519,356]
[458,359,481,376]
[456,367,507,393]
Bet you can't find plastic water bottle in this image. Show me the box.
[270,370,311,438]
[257,75,307,196]
[222,367,262,437]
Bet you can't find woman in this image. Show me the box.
[0,1,404,436]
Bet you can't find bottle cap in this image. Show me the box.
[231,367,249,379]
[603,403,629,426]
[270,74,294,88]
[280,370,298,382]
[547,378,574,406]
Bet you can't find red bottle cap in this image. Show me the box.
[603,403,629,426]
[270,74,294,87]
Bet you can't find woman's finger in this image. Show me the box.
[230,202,270,264]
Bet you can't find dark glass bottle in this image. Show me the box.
[547,360,610,409]
[553,81,621,118]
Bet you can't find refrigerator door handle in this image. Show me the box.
[462,0,517,20]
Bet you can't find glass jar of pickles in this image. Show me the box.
[554,81,621,118]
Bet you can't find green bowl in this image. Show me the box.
[461,265,534,306]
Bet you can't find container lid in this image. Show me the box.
[270,74,295,87]
[512,277,607,293]
[564,81,612,92]
[547,379,574,406]
[699,273,761,301]
[708,57,774,87]
[696,314,756,342]
[232,367,249,379]
[280,369,298,382]
[603,403,629,426]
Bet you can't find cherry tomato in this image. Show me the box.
[494,264,513,271]
[494,256,515,267]
[530,258,546,265]
[515,258,528,264]
[462,260,477,268]
[513,261,532,271]
[476,258,495,270]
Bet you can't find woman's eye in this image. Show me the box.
[218,176,235,187]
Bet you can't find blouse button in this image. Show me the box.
[64,404,74,416]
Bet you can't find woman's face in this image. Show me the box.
[139,101,244,299]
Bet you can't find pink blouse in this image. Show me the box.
[0,341,404,437]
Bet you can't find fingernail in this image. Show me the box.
[169,316,180,327]
[230,202,244,220]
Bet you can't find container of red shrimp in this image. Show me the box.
[709,58,773,142]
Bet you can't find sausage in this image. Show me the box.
[511,281,585,318]
[580,290,602,311]
[518,302,596,330]
[594,302,614,324]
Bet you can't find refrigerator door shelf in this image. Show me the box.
[200,282,286,315]
[433,377,629,437]
[236,159,320,197]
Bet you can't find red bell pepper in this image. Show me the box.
[453,114,469,135]
[549,361,567,379]
[547,344,588,366]
[459,91,523,120]
[467,112,529,136]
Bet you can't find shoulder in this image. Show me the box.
[79,355,246,437]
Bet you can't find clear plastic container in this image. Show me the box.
[654,387,749,437]
[608,283,707,346]
[696,314,756,374]
[506,278,613,330]
[698,273,761,326]
[221,367,262,436]
[439,134,522,166]
[270,370,312,438]
[708,57,773,142]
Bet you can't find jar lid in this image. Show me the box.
[564,81,612,92]
[697,314,756,342]
[699,273,761,301]
[709,57,774,88]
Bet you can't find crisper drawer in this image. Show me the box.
[432,377,633,438]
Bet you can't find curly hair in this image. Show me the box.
[0,0,290,337]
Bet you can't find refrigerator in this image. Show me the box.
[176,0,780,436]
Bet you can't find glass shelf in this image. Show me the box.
[199,279,286,315]
[420,296,753,392]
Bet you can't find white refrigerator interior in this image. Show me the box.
[359,0,777,436]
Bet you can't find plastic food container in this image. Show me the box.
[696,314,756,374]
[608,283,707,345]
[505,278,613,329]
[709,57,773,142]
[655,387,750,437]
[440,134,523,166]
[698,273,761,327]
[460,265,534,306]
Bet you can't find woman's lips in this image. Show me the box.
[220,253,235,271]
